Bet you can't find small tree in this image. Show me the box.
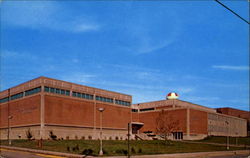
[49,130,57,140]
[26,128,33,140]
[156,110,179,144]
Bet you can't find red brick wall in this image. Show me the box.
[0,104,8,128]
[44,95,131,129]
[0,95,41,128]
[45,95,94,127]
[132,112,140,122]
[156,105,173,110]
[138,109,187,133]
[217,108,250,121]
[190,109,207,134]
[96,103,131,129]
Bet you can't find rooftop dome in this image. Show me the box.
[166,92,179,100]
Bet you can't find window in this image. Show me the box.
[132,109,138,112]
[66,90,70,96]
[115,99,131,106]
[77,92,81,98]
[61,90,65,95]
[96,96,113,103]
[0,97,9,103]
[50,88,55,93]
[56,89,60,94]
[72,91,93,100]
[44,86,70,96]
[140,108,154,112]
[25,87,41,96]
[11,92,23,100]
[45,86,50,92]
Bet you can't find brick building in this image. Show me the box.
[0,77,132,140]
[0,77,248,140]
[131,93,248,140]
[216,107,250,136]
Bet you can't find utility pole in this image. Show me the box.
[98,107,105,156]
[225,121,229,150]
[127,122,130,158]
[7,89,13,145]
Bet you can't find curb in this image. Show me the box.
[1,146,250,158]
[0,145,93,158]
[102,150,250,158]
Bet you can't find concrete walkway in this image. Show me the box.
[1,145,249,158]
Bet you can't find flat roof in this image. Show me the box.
[0,76,132,101]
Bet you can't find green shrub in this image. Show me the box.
[88,136,92,140]
[26,128,33,140]
[72,144,79,152]
[115,149,128,155]
[138,148,142,153]
[131,147,136,154]
[82,148,93,155]
[49,131,57,140]
[67,146,70,151]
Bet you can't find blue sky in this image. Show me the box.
[0,1,249,110]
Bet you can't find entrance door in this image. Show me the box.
[173,132,183,140]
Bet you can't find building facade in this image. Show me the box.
[216,107,250,136]
[131,95,247,140]
[0,77,132,140]
[0,77,248,140]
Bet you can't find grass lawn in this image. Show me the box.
[192,136,250,146]
[0,139,248,156]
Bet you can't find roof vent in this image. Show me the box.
[166,92,179,100]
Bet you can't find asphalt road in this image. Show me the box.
[209,155,249,158]
[0,148,249,158]
[0,148,65,158]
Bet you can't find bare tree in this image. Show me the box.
[156,109,179,144]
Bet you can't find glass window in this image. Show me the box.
[89,95,93,100]
[86,94,90,99]
[37,87,41,92]
[45,87,50,92]
[56,89,60,94]
[72,92,77,97]
[77,92,81,98]
[0,97,9,103]
[82,93,86,98]
[50,88,55,93]
[61,90,65,95]
[66,90,70,96]
[11,92,23,100]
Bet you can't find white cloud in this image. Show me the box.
[212,65,249,71]
[186,96,220,102]
[73,23,100,32]
[60,73,96,84]
[1,1,101,33]
[1,50,38,61]
[125,11,181,54]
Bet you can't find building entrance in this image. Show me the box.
[173,132,183,140]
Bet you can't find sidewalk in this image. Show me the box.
[1,145,249,158]
[103,150,250,158]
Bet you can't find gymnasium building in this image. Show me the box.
[0,77,248,140]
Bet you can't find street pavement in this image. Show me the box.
[209,155,249,158]
[0,148,65,158]
[0,147,249,158]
